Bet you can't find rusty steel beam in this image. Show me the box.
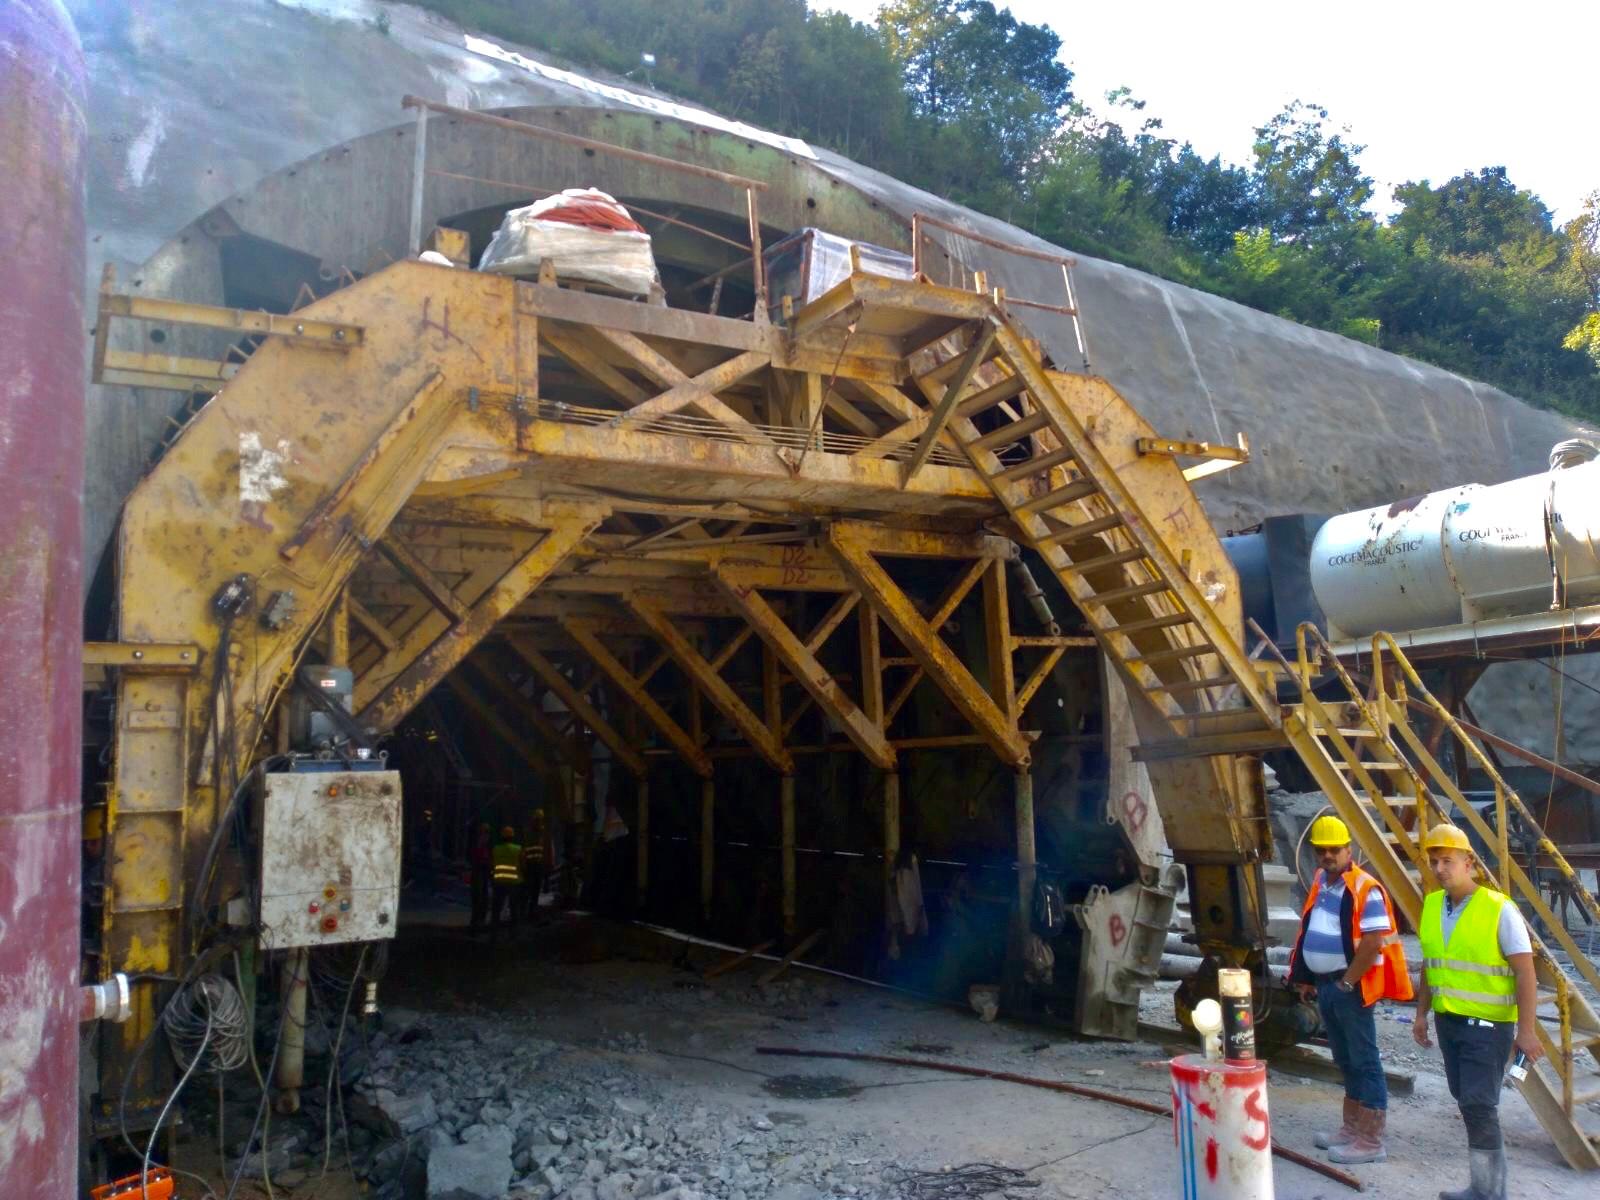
[591,327,768,443]
[359,511,605,731]
[902,324,993,484]
[504,635,647,778]
[459,656,580,766]
[714,570,894,769]
[827,523,1029,767]
[624,593,795,774]
[611,349,771,427]
[445,671,560,773]
[376,536,470,624]
[559,617,713,778]
[983,557,1017,726]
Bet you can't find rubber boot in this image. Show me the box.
[1437,1148,1505,1200]
[1314,1096,1360,1149]
[1328,1104,1387,1164]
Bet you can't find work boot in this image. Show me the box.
[1328,1105,1387,1164]
[1437,1148,1506,1200]
[1313,1096,1360,1149]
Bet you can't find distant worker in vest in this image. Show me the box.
[490,825,524,930]
[1288,814,1413,1164]
[1413,823,1540,1200]
[520,810,548,921]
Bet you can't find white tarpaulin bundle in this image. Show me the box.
[478,188,660,295]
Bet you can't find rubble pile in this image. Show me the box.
[283,1006,888,1200]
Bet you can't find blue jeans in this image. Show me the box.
[1317,978,1387,1109]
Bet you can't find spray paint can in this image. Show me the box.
[1507,1050,1529,1084]
[1218,968,1256,1062]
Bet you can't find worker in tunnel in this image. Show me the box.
[1288,814,1414,1165]
[491,824,524,930]
[1413,823,1541,1200]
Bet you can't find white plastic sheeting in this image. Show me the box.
[478,188,660,295]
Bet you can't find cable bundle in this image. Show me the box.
[163,974,250,1073]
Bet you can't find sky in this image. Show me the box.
[812,1,1598,224]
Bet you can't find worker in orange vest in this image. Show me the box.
[1288,814,1414,1164]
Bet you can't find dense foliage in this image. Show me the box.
[410,0,1600,418]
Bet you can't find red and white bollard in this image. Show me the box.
[1171,1055,1273,1200]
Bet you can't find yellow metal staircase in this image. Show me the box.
[1287,625,1600,1169]
[792,270,1600,1168]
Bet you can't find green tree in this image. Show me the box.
[1252,101,1374,265]
[876,0,1072,208]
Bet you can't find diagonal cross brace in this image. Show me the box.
[559,617,713,779]
[714,569,895,769]
[827,522,1029,767]
[504,635,648,778]
[357,508,606,732]
[624,593,795,774]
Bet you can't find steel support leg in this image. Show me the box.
[884,770,901,943]
[1015,769,1035,915]
[274,947,309,1114]
[636,776,649,911]
[780,774,797,939]
[701,777,715,922]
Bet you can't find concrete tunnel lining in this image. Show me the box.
[79,0,1582,593]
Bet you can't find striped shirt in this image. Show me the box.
[1301,873,1394,975]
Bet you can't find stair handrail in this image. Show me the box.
[1291,622,1439,844]
[1370,631,1600,935]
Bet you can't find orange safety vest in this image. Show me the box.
[1296,865,1414,1005]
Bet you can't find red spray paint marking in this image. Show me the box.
[1205,1137,1219,1181]
[1108,913,1127,947]
[1242,1088,1271,1151]
[1121,790,1149,833]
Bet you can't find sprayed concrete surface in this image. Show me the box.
[70,0,1581,583]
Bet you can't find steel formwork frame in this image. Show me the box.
[89,236,1268,1138]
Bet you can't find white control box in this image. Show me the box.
[257,768,402,950]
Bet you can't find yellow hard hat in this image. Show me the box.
[1309,815,1351,847]
[1423,823,1472,852]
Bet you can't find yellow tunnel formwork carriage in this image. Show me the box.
[99,259,1274,1124]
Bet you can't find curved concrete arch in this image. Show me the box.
[80,0,1579,585]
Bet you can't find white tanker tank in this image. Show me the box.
[1309,443,1600,637]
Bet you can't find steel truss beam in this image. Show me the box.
[714,571,894,769]
[559,617,714,778]
[623,594,795,774]
[358,507,607,731]
[827,523,1029,766]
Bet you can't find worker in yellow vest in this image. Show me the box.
[1288,814,1413,1164]
[1412,823,1541,1200]
[490,825,523,930]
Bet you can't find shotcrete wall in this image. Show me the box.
[73,0,1582,580]
[73,0,1594,751]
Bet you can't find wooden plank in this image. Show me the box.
[756,928,825,986]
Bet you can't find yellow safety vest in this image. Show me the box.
[491,841,523,884]
[1419,887,1517,1022]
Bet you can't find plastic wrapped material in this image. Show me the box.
[478,188,660,295]
[764,227,914,320]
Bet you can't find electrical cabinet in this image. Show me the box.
[257,766,402,949]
